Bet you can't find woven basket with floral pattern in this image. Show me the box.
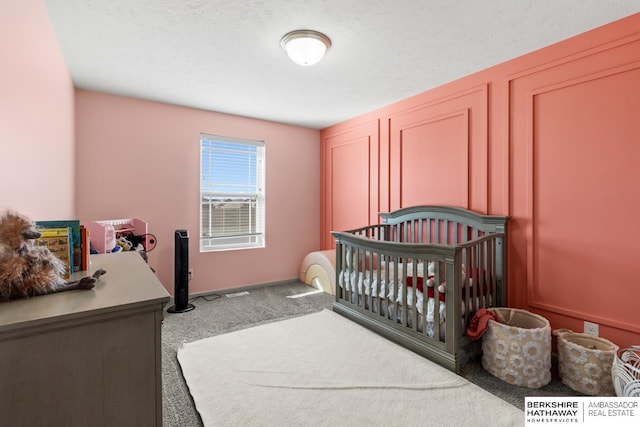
[481,308,551,389]
[554,329,618,396]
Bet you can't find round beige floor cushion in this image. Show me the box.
[481,308,552,389]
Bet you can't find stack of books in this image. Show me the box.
[35,220,91,278]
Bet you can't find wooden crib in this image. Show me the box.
[331,206,508,373]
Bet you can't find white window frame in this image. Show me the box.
[200,133,265,252]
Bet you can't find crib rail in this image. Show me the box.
[331,206,508,373]
[341,224,389,240]
[380,205,507,235]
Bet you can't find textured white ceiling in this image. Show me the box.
[43,1,640,129]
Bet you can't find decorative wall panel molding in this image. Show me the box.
[389,84,488,212]
[321,120,379,247]
[510,39,640,332]
[397,109,469,208]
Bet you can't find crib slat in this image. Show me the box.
[356,248,362,308]
[464,245,472,321]
[366,249,372,312]
[401,257,407,327]
[433,259,441,341]
[411,219,418,243]
[488,238,495,308]
[420,259,427,333]
[444,219,449,245]
[344,245,352,304]
[389,254,395,316]
[453,221,459,245]
[375,250,381,316]
[412,260,417,331]
[386,257,391,318]
[474,242,483,315]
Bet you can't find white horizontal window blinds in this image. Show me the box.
[200,134,265,251]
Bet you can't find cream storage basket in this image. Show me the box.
[481,308,551,389]
[612,346,640,397]
[554,329,618,396]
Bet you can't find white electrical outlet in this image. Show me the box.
[584,321,599,337]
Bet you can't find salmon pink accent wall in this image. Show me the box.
[389,84,489,211]
[0,0,75,219]
[329,138,371,226]
[509,31,640,336]
[396,110,469,207]
[321,13,640,349]
[75,91,320,295]
[320,119,379,247]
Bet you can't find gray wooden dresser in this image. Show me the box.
[0,251,170,427]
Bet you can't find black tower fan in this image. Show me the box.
[167,229,195,313]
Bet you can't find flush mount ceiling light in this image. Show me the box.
[280,30,331,66]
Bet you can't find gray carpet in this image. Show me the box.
[162,281,577,427]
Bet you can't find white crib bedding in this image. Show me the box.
[338,261,424,298]
[338,261,445,320]
[338,262,490,323]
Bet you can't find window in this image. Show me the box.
[200,134,265,251]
